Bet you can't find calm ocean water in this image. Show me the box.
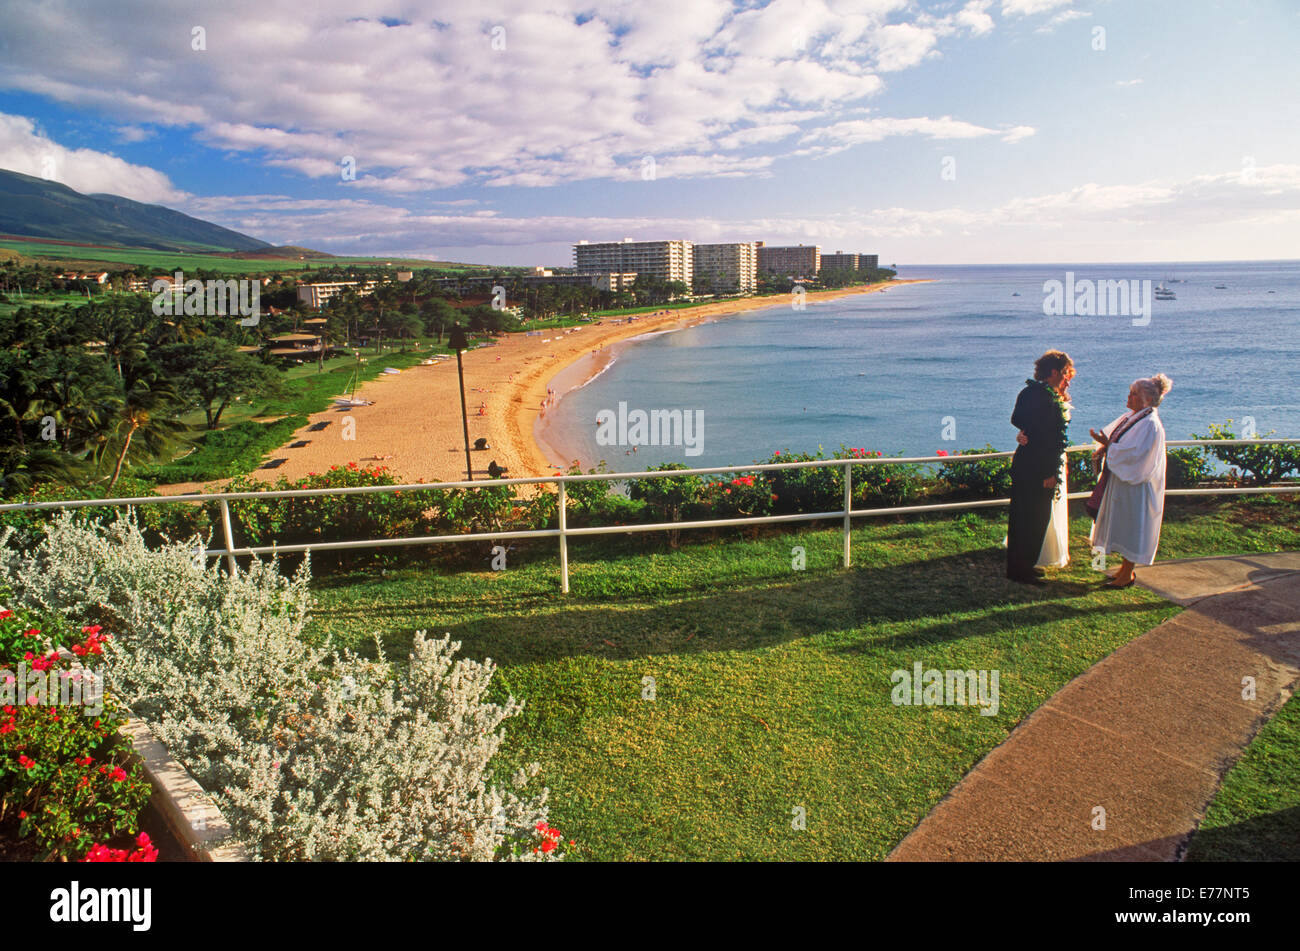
[536,261,1300,471]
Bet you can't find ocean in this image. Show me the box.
[536,261,1300,472]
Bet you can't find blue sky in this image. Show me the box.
[0,0,1296,266]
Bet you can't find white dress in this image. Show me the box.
[1090,409,1167,565]
[1036,456,1069,567]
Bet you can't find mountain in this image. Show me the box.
[0,169,270,252]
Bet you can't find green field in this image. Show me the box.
[305,496,1299,860]
[0,236,481,274]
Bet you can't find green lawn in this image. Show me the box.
[1186,690,1300,861]
[305,496,1299,860]
[0,237,472,274]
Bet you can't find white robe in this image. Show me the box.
[1090,409,1166,565]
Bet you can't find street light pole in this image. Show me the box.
[448,323,473,481]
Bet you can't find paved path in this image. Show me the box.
[888,552,1300,861]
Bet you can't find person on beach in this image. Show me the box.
[1006,351,1074,585]
[1088,375,1172,589]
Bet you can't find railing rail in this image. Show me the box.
[1,438,1296,593]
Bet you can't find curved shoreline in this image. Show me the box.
[155,280,929,495]
[530,280,929,474]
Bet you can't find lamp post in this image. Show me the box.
[447,323,473,481]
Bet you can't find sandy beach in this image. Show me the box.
[156,280,928,495]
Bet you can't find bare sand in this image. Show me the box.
[156,280,928,495]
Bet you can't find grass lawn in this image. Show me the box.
[0,237,474,274]
[306,495,1299,860]
[1185,690,1300,861]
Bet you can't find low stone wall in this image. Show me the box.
[119,718,251,862]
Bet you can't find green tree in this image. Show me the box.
[158,338,283,430]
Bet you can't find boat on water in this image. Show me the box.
[1214,284,1228,289]
[1012,292,1021,297]
[1154,284,1177,301]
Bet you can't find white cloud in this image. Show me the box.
[187,164,1300,261]
[1001,0,1074,15]
[0,0,1022,192]
[0,112,184,203]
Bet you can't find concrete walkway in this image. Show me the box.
[888,552,1300,862]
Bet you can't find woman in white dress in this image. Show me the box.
[1088,374,1173,588]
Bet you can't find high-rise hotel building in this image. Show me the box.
[820,252,859,271]
[756,243,821,278]
[691,242,758,294]
[574,239,694,291]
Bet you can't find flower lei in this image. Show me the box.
[1026,379,1070,456]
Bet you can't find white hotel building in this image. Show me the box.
[574,239,694,292]
[692,242,758,294]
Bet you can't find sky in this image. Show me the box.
[0,0,1297,267]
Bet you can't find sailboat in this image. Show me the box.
[333,350,373,407]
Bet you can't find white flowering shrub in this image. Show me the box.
[0,514,560,861]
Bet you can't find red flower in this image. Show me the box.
[935,449,949,457]
[18,754,35,770]
[540,839,556,854]
[0,609,12,619]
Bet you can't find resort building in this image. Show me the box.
[820,252,859,271]
[859,254,879,270]
[296,280,379,308]
[692,242,758,294]
[573,239,694,291]
[265,332,326,361]
[756,243,820,278]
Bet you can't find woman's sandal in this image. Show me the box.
[1104,577,1135,589]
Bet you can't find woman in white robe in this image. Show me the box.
[1089,374,1173,588]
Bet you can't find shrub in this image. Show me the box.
[763,450,841,512]
[0,609,151,861]
[1190,422,1300,485]
[1166,447,1214,489]
[0,476,210,550]
[0,514,559,862]
[939,445,1014,498]
[839,447,924,506]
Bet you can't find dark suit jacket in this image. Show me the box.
[1011,382,1064,484]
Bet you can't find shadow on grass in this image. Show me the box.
[1185,805,1300,861]
[311,542,1170,668]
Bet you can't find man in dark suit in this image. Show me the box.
[1007,351,1074,584]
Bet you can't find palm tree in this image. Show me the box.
[96,379,186,489]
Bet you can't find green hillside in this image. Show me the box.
[0,168,269,252]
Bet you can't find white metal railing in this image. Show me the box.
[1,439,1296,593]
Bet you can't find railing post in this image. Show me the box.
[557,481,569,594]
[219,499,238,576]
[843,461,852,568]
